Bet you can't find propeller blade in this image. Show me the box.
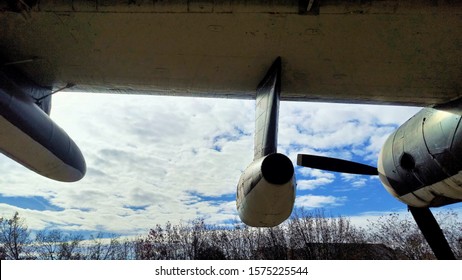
[408,206,455,260]
[297,154,378,175]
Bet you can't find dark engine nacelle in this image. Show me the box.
[236,153,295,227]
[0,64,86,182]
[378,108,462,207]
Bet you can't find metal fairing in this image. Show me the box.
[0,65,86,182]
[378,108,462,207]
[1,57,51,114]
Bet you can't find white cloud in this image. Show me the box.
[296,178,334,190]
[340,174,369,188]
[279,102,420,159]
[0,93,427,236]
[296,167,335,179]
[1,93,254,233]
[276,101,423,201]
[295,195,346,209]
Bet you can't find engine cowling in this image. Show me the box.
[236,153,295,227]
[0,69,86,182]
[378,108,462,207]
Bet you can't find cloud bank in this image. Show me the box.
[3,92,454,236]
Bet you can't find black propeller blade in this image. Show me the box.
[408,206,456,260]
[297,154,378,176]
[297,153,456,259]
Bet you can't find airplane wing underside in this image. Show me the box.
[1,0,461,106]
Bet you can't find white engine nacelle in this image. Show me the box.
[236,153,295,227]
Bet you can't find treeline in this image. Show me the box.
[0,209,460,260]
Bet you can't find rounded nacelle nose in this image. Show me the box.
[236,153,296,227]
[377,108,462,207]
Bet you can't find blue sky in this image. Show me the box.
[0,92,461,236]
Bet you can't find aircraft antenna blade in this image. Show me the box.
[408,206,456,260]
[297,154,378,175]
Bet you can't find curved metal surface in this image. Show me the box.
[0,71,86,182]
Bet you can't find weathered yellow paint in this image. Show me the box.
[1,0,461,105]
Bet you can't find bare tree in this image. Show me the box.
[0,212,32,259]
[366,210,462,259]
[0,244,7,260]
[135,221,186,260]
[179,219,208,260]
[133,236,153,260]
[135,219,227,260]
[111,237,136,260]
[236,225,264,259]
[85,233,112,260]
[366,212,433,259]
[57,233,83,260]
[287,208,369,259]
[4,208,457,260]
[221,223,252,259]
[35,229,64,260]
[195,224,226,260]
